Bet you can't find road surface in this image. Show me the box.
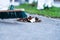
[0,14,60,40]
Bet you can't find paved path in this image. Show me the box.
[0,14,60,40]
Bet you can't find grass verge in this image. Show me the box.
[15,4,60,18]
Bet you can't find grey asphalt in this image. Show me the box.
[0,14,60,40]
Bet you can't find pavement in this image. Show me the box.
[0,14,60,40]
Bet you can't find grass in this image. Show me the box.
[15,3,60,18]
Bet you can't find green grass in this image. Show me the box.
[15,4,60,18]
